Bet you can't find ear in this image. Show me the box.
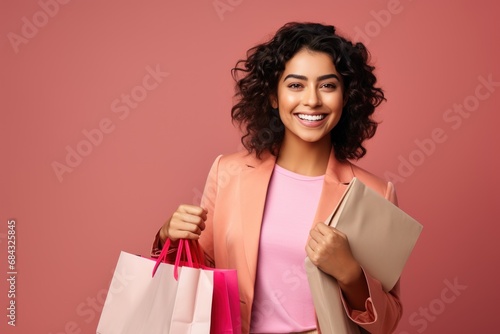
[270,95,278,109]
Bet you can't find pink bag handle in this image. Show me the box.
[185,239,204,267]
[152,239,198,280]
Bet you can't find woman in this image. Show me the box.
[152,22,402,333]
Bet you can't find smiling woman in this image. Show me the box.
[152,22,402,334]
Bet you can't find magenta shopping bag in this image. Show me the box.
[211,269,241,333]
[182,240,241,334]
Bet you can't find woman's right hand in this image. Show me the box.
[159,204,207,243]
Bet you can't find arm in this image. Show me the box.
[342,273,402,333]
[307,181,403,333]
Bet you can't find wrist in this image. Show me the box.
[158,227,168,247]
[338,262,363,288]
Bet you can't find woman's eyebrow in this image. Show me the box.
[318,74,340,81]
[283,73,340,81]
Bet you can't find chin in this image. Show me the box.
[299,136,326,144]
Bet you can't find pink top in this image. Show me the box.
[250,164,324,333]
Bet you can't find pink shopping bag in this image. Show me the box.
[97,239,213,334]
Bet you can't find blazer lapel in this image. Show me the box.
[239,152,276,284]
[311,150,355,226]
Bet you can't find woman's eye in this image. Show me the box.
[288,83,302,89]
[322,83,337,89]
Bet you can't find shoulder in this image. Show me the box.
[350,162,395,200]
[218,150,253,164]
[216,149,274,169]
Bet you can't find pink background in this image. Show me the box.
[1,0,499,333]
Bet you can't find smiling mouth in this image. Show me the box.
[296,114,326,121]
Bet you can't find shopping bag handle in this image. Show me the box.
[152,239,197,280]
[188,240,205,267]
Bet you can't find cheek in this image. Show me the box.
[278,110,291,122]
[327,95,345,110]
[281,97,296,108]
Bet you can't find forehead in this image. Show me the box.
[283,49,338,75]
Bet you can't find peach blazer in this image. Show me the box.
[153,149,402,334]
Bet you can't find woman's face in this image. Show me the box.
[272,48,344,149]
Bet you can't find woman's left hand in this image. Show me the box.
[306,222,362,286]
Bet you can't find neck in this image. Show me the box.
[276,136,332,176]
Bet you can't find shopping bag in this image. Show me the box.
[167,240,214,333]
[96,239,213,334]
[209,265,241,333]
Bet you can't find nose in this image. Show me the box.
[303,87,321,107]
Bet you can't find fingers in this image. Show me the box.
[178,204,208,218]
[311,222,346,240]
[167,204,208,241]
[305,242,315,261]
[175,205,207,230]
[307,223,348,256]
[307,222,359,280]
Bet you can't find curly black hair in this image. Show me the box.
[230,22,385,161]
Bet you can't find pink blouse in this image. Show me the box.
[250,164,324,333]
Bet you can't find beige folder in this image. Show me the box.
[305,177,423,333]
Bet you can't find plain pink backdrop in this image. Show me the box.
[1,0,499,333]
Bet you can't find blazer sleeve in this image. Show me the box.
[340,181,403,334]
[197,155,222,268]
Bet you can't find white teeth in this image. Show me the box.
[297,114,325,121]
